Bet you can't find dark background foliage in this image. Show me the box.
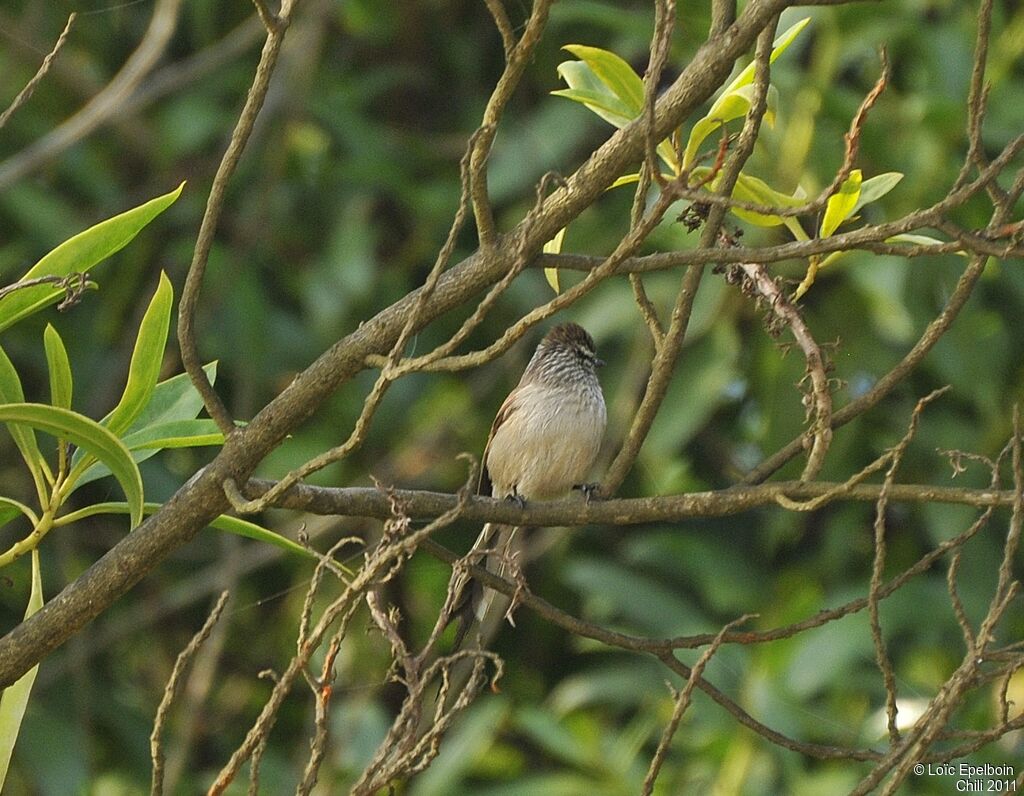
[1,0,1023,792]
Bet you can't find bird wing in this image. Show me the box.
[478,387,521,497]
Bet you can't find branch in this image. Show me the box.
[734,261,833,480]
[641,614,753,794]
[150,591,230,796]
[241,477,1017,526]
[0,0,962,690]
[0,0,182,190]
[178,0,300,435]
[0,12,76,130]
[604,15,780,495]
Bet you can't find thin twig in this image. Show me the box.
[0,0,182,190]
[224,127,486,513]
[641,614,754,795]
[150,591,230,796]
[0,272,95,310]
[179,0,299,435]
[0,13,76,131]
[295,638,340,795]
[602,16,779,496]
[869,388,949,746]
[208,460,476,794]
[735,261,833,480]
[483,0,515,61]
[469,0,555,248]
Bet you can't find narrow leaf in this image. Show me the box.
[0,497,38,527]
[0,403,144,528]
[121,419,224,451]
[42,325,73,410]
[0,505,24,530]
[885,233,967,255]
[684,18,809,167]
[103,271,173,435]
[62,502,315,560]
[0,550,43,789]
[608,173,642,189]
[684,85,757,168]
[692,169,805,228]
[850,172,903,216]
[127,362,218,432]
[885,233,948,247]
[719,17,811,99]
[0,347,44,484]
[820,170,863,238]
[0,184,184,333]
[74,419,224,489]
[550,86,634,130]
[555,49,679,172]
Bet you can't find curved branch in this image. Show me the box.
[177,0,299,435]
[0,0,182,190]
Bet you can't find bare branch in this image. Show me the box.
[484,0,515,59]
[603,16,779,495]
[178,0,300,435]
[733,261,833,480]
[150,591,230,796]
[641,614,754,795]
[0,0,182,190]
[0,13,76,131]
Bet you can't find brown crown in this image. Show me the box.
[542,322,596,352]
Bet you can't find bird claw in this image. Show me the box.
[504,491,527,509]
[573,482,602,502]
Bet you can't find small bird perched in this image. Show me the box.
[452,322,607,648]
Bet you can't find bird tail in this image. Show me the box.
[451,522,518,650]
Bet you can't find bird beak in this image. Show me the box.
[594,357,605,367]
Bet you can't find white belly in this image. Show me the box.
[486,382,606,500]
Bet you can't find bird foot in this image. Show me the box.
[504,491,527,509]
[573,482,602,502]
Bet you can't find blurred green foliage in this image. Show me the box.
[1,0,1023,793]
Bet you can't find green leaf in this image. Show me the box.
[42,325,73,410]
[0,549,43,790]
[820,169,863,238]
[720,17,811,98]
[59,502,314,560]
[554,47,680,171]
[127,362,218,432]
[0,347,44,485]
[608,173,641,189]
[561,45,644,116]
[684,84,760,168]
[74,419,224,489]
[552,73,636,129]
[850,172,903,217]
[0,497,38,527]
[0,184,184,333]
[72,363,221,490]
[103,271,174,435]
[683,17,809,167]
[0,505,24,530]
[543,227,567,294]
[0,403,143,528]
[121,419,224,451]
[693,168,805,228]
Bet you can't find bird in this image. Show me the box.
[451,322,607,649]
